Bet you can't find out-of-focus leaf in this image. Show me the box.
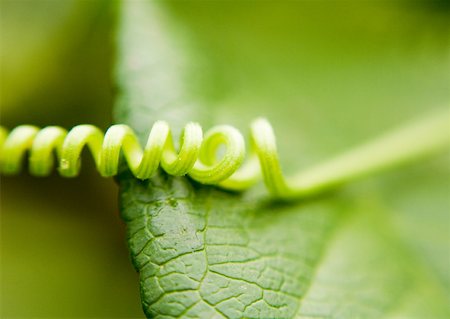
[115,1,450,318]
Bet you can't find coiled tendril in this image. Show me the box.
[0,111,449,200]
[0,120,276,191]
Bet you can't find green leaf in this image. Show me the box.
[115,1,450,318]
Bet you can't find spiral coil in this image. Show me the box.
[1,110,449,199]
[0,119,290,196]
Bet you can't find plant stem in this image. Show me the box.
[287,108,450,198]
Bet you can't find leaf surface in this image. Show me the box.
[115,1,450,318]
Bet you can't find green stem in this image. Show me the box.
[285,108,450,198]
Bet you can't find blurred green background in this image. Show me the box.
[0,0,449,318]
[0,0,144,317]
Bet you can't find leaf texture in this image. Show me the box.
[115,1,450,318]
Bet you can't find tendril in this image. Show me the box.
[0,110,449,200]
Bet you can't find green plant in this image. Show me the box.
[1,110,449,199]
[2,1,450,318]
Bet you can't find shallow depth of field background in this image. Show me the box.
[1,0,449,318]
[0,1,144,317]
